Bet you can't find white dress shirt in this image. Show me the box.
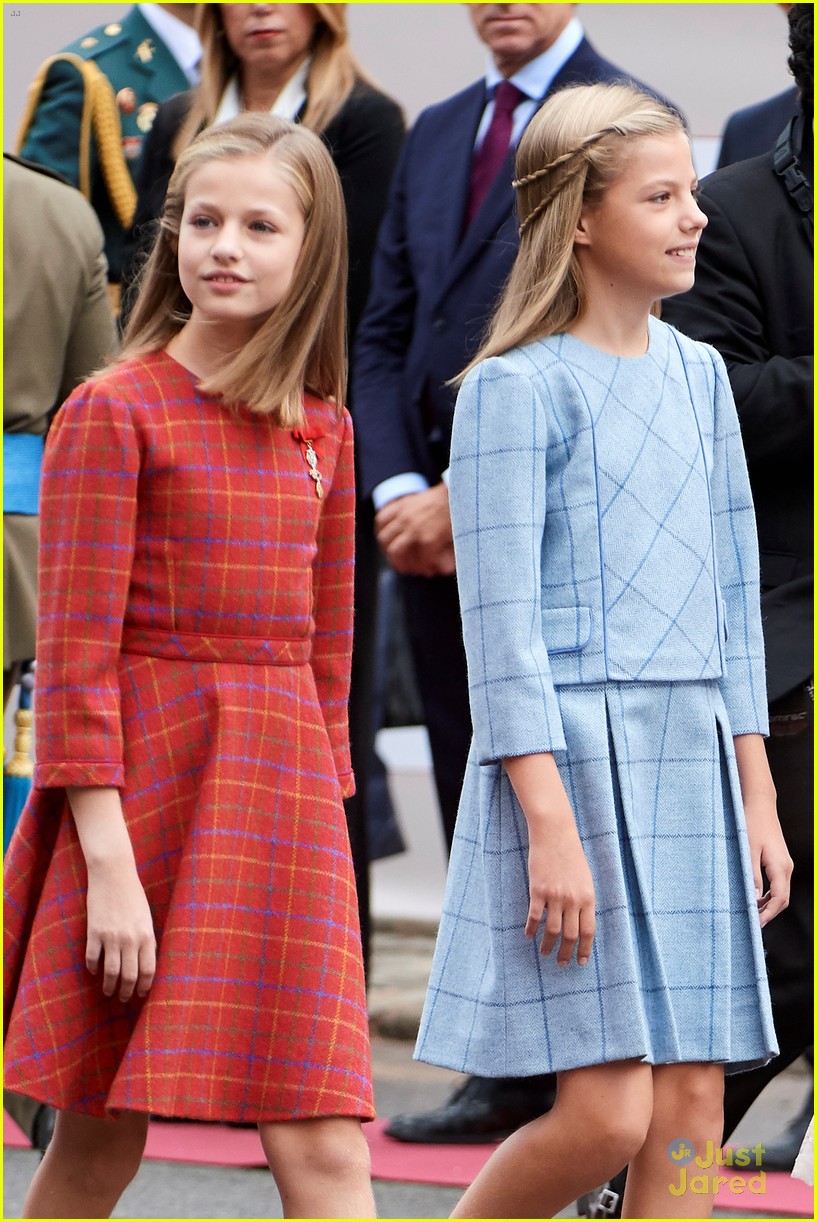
[140,4,202,85]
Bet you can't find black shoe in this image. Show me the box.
[384,1073,556,1144]
[31,1105,55,1154]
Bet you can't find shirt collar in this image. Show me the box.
[214,58,310,126]
[484,16,584,99]
[139,4,202,84]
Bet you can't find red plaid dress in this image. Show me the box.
[4,351,373,1122]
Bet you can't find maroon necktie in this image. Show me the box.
[465,80,527,229]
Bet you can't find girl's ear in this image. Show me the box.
[574,210,591,247]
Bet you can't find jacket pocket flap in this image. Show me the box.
[542,606,592,654]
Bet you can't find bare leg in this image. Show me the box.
[23,1108,149,1219]
[451,1061,653,1220]
[623,1062,724,1219]
[259,1115,375,1219]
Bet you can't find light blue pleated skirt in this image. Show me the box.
[416,680,777,1077]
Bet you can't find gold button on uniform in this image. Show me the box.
[80,36,98,48]
[104,23,122,36]
[135,38,155,64]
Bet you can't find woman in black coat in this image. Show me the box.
[124,3,406,970]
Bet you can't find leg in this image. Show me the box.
[259,1115,375,1219]
[451,1061,653,1220]
[623,1063,724,1219]
[22,1108,149,1219]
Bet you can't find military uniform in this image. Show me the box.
[17,7,191,282]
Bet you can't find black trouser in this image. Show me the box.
[400,572,472,853]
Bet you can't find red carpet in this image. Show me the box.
[4,1112,812,1213]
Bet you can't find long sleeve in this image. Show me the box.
[449,358,566,765]
[34,380,140,788]
[311,410,356,796]
[707,350,769,735]
[325,83,406,352]
[351,129,423,497]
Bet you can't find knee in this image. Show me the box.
[50,1110,146,1195]
[261,1117,371,1185]
[656,1065,724,1136]
[588,1105,653,1167]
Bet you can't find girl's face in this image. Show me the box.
[219,4,319,76]
[177,152,305,341]
[574,131,708,308]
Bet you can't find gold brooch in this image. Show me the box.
[303,440,323,499]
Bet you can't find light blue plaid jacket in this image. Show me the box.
[449,316,768,766]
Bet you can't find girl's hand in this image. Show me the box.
[743,794,793,927]
[85,859,157,1001]
[502,752,596,967]
[526,827,596,966]
[66,785,157,1002]
[732,735,793,928]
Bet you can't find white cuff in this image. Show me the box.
[372,472,430,510]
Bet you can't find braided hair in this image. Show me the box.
[459,83,685,378]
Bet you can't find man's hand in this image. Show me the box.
[375,484,455,577]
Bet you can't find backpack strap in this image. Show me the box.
[773,116,813,246]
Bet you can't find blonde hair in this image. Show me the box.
[464,83,686,375]
[173,3,372,159]
[122,114,347,425]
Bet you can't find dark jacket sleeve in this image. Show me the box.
[321,81,406,353]
[350,115,429,498]
[119,90,193,323]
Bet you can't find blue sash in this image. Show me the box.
[4,433,44,515]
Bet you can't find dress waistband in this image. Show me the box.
[120,624,312,666]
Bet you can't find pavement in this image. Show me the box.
[3,921,811,1218]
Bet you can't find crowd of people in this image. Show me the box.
[3,4,812,1219]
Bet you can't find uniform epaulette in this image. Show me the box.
[15,52,136,229]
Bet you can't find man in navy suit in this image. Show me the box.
[717,86,799,168]
[353,3,672,1143]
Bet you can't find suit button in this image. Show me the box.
[432,318,447,334]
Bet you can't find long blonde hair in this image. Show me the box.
[464,83,686,375]
[173,3,371,159]
[122,114,347,425]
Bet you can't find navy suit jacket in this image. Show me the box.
[352,38,672,499]
[717,87,799,169]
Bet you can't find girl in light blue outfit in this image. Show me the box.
[415,84,792,1219]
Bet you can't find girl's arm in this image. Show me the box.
[310,410,356,797]
[35,381,154,996]
[448,358,566,766]
[67,787,156,1002]
[503,753,595,967]
[732,734,793,927]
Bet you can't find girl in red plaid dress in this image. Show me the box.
[4,115,374,1218]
